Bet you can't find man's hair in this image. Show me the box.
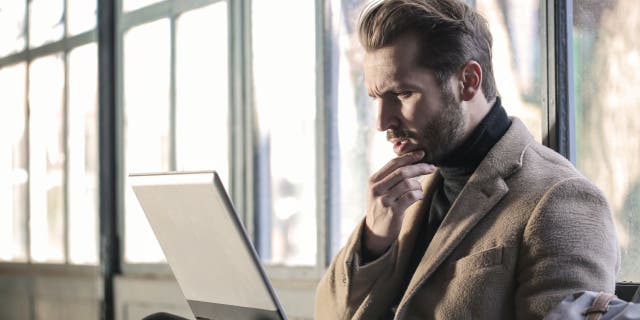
[358,0,497,101]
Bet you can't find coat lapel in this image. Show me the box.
[394,118,533,317]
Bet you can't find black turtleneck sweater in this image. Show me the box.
[392,97,512,312]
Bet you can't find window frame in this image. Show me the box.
[0,0,99,272]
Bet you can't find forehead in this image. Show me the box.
[363,34,435,92]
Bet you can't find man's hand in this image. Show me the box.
[363,150,436,257]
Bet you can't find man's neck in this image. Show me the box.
[438,97,510,170]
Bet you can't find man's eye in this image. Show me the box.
[397,91,412,99]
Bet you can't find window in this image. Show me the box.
[573,0,640,281]
[0,0,98,266]
[0,63,28,262]
[252,0,317,266]
[121,1,230,265]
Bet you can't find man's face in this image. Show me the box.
[364,33,467,165]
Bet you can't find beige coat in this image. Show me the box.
[315,118,619,320]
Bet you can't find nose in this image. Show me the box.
[376,97,399,132]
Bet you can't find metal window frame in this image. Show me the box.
[543,0,576,162]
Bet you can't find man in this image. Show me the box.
[315,0,619,319]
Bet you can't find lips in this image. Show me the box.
[392,139,417,155]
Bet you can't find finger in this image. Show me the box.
[394,189,424,213]
[370,150,425,183]
[371,163,434,197]
[380,178,423,205]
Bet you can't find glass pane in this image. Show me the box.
[29,0,64,48]
[475,0,544,141]
[573,0,640,281]
[68,43,99,265]
[175,2,229,185]
[334,0,395,254]
[253,0,317,266]
[123,19,170,263]
[0,63,28,262]
[0,1,26,57]
[122,0,162,12]
[29,55,66,263]
[333,0,546,253]
[67,0,96,35]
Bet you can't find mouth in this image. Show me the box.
[391,138,417,155]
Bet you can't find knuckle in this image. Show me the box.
[395,168,409,180]
[378,195,391,207]
[399,179,412,189]
[369,182,383,197]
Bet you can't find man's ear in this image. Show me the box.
[459,61,483,101]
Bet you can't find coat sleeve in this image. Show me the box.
[315,219,399,320]
[515,177,620,319]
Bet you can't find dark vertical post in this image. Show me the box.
[97,0,120,319]
[551,0,576,162]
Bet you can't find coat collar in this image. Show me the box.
[395,118,534,317]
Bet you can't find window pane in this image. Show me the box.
[29,55,66,263]
[334,0,395,254]
[175,2,229,185]
[0,63,28,262]
[123,19,170,263]
[0,1,26,57]
[68,43,99,265]
[253,0,317,266]
[67,0,96,35]
[475,0,544,141]
[122,0,162,12]
[333,0,546,253]
[573,0,640,281]
[29,0,64,48]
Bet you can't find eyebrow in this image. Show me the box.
[368,83,417,98]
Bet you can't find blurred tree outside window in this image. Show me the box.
[574,0,640,281]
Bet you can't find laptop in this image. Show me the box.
[129,171,288,320]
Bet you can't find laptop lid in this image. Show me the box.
[129,171,287,320]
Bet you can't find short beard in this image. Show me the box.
[420,85,466,165]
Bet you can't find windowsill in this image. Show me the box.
[0,262,99,277]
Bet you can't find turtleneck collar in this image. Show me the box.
[438,97,511,174]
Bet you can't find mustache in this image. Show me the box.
[386,128,417,141]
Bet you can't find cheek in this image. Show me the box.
[401,98,434,130]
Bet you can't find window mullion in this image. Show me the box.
[98,0,120,318]
[24,0,33,264]
[169,16,177,171]
[545,0,576,162]
[316,0,332,270]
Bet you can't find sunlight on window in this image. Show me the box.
[475,0,543,141]
[68,43,99,265]
[573,0,640,281]
[29,55,66,263]
[335,0,396,252]
[175,2,229,186]
[0,63,28,262]
[0,1,26,57]
[67,0,96,36]
[29,0,64,48]
[253,0,317,266]
[123,19,170,263]
[122,0,163,12]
